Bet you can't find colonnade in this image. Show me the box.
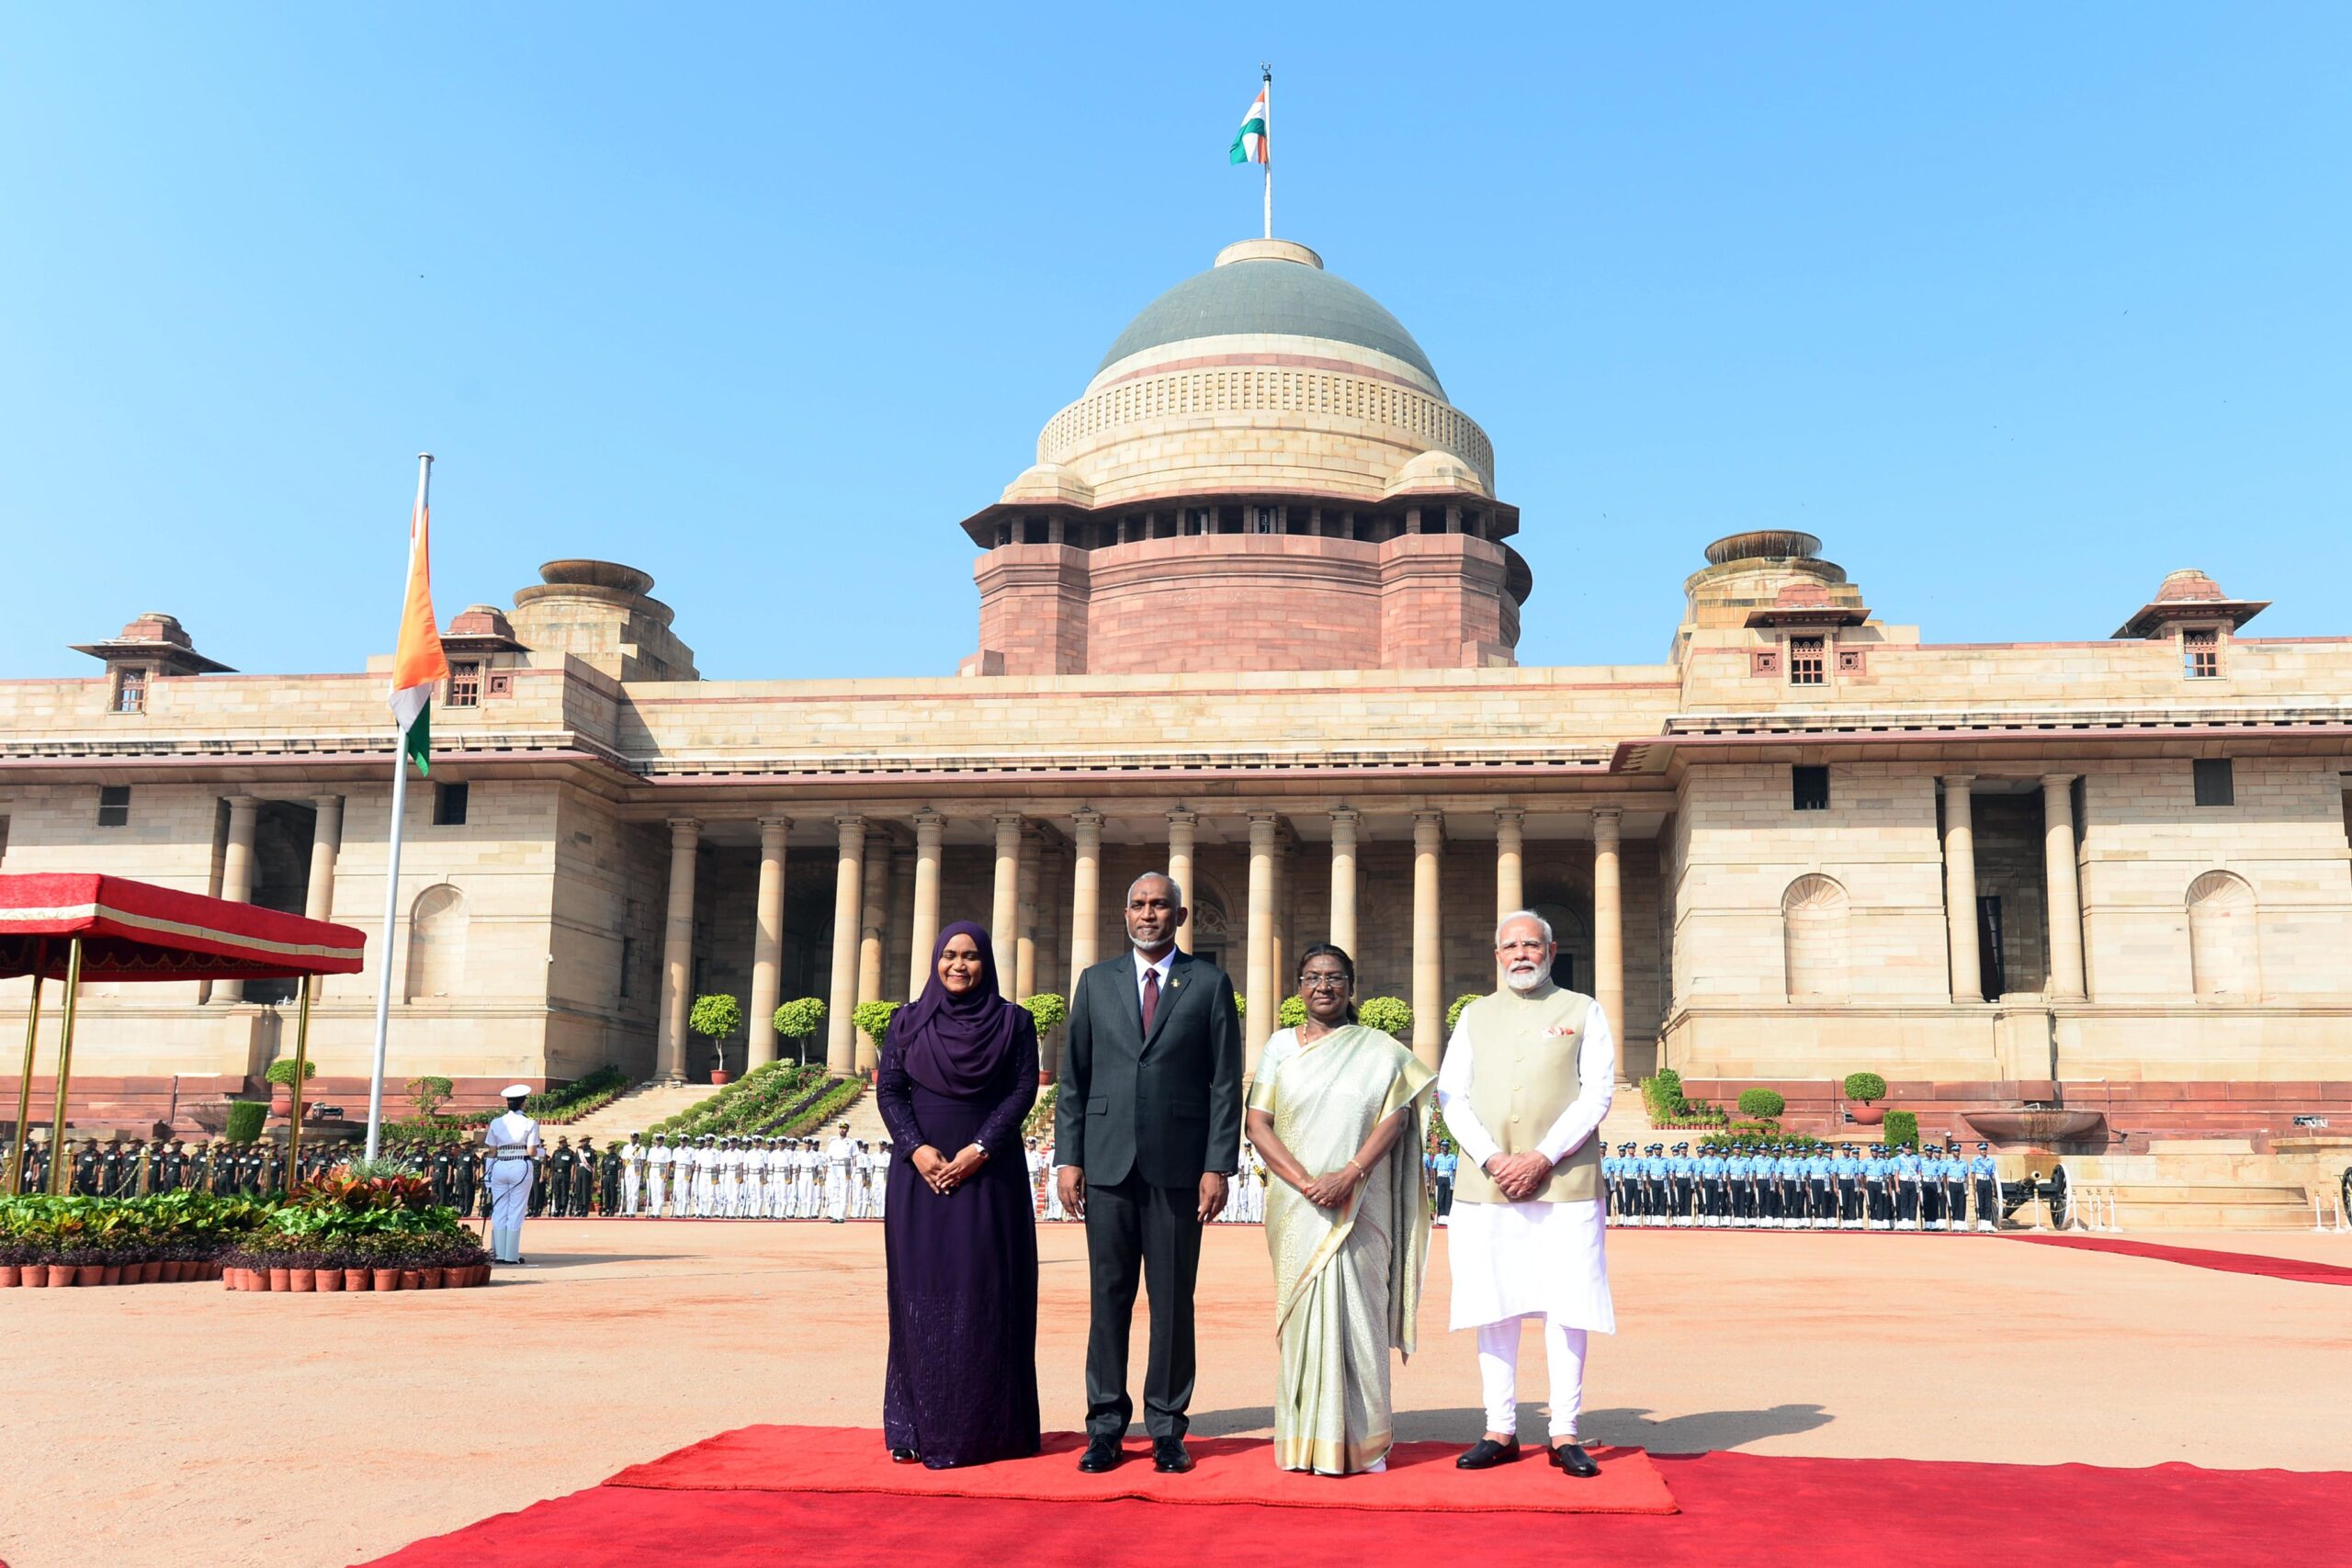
[1938,774,2086,1004]
[650,806,1635,1086]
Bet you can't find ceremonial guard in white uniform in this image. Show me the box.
[646,1134,673,1216]
[481,1085,546,1264]
[823,1123,856,1222]
[620,1133,645,1217]
[1441,914,1613,1481]
[794,1139,820,1217]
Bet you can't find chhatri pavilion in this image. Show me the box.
[5,236,2349,1145]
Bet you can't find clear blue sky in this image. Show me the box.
[4,5,2346,682]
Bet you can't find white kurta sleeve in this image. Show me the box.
[1435,1019,1503,1169]
[1533,1004,1616,1165]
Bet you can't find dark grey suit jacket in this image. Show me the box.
[1055,950,1243,1190]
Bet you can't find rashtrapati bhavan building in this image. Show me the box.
[6,236,2350,1145]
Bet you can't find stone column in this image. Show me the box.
[907,810,944,997]
[1495,807,1525,923]
[215,795,262,1003]
[1411,811,1444,1070]
[2042,774,2088,1000]
[1328,807,1360,957]
[991,814,1022,998]
[657,818,701,1083]
[825,816,864,1075]
[1592,808,1626,1079]
[303,795,343,922]
[1940,776,1984,1003]
[1270,829,1288,1005]
[1245,813,1279,1075]
[855,830,891,1071]
[748,816,790,1068]
[1015,829,1044,1000]
[1069,809,1102,978]
[1167,809,1197,950]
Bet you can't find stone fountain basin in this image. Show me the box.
[1962,1109,2106,1144]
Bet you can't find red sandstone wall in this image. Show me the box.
[974,546,1090,675]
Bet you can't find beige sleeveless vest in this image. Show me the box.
[1448,984,1601,1205]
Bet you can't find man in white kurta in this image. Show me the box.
[823,1125,856,1222]
[1437,912,1614,1479]
[481,1086,547,1265]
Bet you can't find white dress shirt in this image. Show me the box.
[1132,945,1176,1018]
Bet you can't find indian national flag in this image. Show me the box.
[389,458,449,774]
[1228,85,1269,165]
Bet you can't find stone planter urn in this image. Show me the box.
[269,1086,295,1120]
[1850,1104,1885,1126]
[710,1069,732,1087]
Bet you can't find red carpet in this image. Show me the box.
[605,1424,1671,1514]
[365,1446,2352,1567]
[2011,1233,2352,1285]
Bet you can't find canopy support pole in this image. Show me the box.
[288,974,313,1181]
[45,937,84,1195]
[6,939,46,1196]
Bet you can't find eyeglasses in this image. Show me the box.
[1299,974,1351,991]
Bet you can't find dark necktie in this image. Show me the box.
[1140,967,1160,1035]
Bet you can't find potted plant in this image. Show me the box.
[1357,997,1412,1040]
[264,1056,318,1119]
[689,994,745,1086]
[1843,1072,1888,1126]
[773,997,826,1068]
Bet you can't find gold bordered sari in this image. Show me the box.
[1247,1023,1436,1474]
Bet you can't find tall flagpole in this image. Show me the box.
[1261,63,1273,240]
[365,453,432,1161]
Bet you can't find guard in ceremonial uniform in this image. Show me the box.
[481,1085,546,1264]
[1970,1143,2001,1231]
[1832,1143,1860,1228]
[1938,1145,1967,1232]
[1665,1143,1692,1227]
[1696,1144,1726,1227]
[1893,1142,1924,1230]
[452,1143,478,1218]
[1724,1145,1753,1226]
[546,1138,576,1217]
[621,1134,646,1216]
[1861,1145,1890,1229]
[1805,1146,1835,1230]
[1600,1145,1622,1226]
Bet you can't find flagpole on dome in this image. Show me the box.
[1261,62,1272,240]
[367,451,446,1161]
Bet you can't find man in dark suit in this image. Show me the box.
[1056,871,1243,1476]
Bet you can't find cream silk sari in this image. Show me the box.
[1248,1024,1436,1474]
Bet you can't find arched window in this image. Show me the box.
[1781,874,1850,1001]
[2186,871,2259,999]
[405,884,469,1001]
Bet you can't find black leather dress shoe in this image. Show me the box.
[1454,1436,1521,1470]
[889,1447,920,1465]
[1077,1436,1124,1473]
[1550,1442,1600,1478]
[1152,1438,1194,1473]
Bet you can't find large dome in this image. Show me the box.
[1093,239,1442,393]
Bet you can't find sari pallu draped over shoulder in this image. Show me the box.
[1248,1023,1436,1474]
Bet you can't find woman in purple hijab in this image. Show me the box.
[876,920,1042,1467]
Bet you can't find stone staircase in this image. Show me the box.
[560,1080,729,1142]
[2072,1142,2320,1230]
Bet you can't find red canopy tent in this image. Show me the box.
[2,873,367,1195]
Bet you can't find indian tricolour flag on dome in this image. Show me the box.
[389,457,449,774]
[1228,83,1269,165]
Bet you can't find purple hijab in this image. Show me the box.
[895,920,1025,1099]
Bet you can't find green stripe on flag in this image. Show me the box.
[1229,116,1265,164]
[404,702,432,775]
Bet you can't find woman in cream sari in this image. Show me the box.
[1245,942,1435,1475]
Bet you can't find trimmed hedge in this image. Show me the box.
[1357,997,1411,1039]
[1883,1111,1920,1148]
[1697,1131,1834,1155]
[223,1101,267,1144]
[1736,1088,1787,1119]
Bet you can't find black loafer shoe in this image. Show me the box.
[889,1447,920,1465]
[1455,1436,1521,1470]
[1077,1436,1124,1473]
[1152,1438,1194,1473]
[1550,1442,1600,1478]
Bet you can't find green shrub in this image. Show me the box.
[853,999,901,1046]
[1842,1071,1886,1104]
[1021,993,1069,1036]
[1232,994,1245,1021]
[1883,1111,1920,1148]
[263,1057,317,1087]
[1698,1130,1833,1156]
[1641,1068,1685,1120]
[1023,1084,1059,1139]
[406,1075,455,1117]
[1737,1088,1787,1119]
[223,1102,267,1144]
[1445,993,1482,1033]
[1277,994,1307,1029]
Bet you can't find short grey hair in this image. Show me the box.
[1127,871,1185,908]
[1495,909,1555,946]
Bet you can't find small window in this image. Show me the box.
[114,667,149,714]
[1788,636,1826,686]
[2183,629,2221,679]
[1250,505,1280,535]
[447,661,481,708]
[1792,765,1830,811]
[618,935,634,998]
[433,782,469,826]
[2193,759,2234,807]
[1750,648,1781,679]
[485,671,514,698]
[97,784,131,828]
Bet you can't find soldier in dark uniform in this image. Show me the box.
[72,1138,101,1196]
[97,1141,124,1197]
[452,1145,478,1217]
[541,1138,570,1217]
[160,1139,187,1191]
[598,1139,623,1216]
[428,1145,454,1205]
[570,1138,597,1215]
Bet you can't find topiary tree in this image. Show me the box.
[1357,997,1411,1039]
[263,1057,318,1087]
[773,997,826,1066]
[1277,994,1307,1029]
[1445,993,1483,1033]
[1021,993,1069,1038]
[1842,1071,1886,1105]
[853,998,901,1047]
[689,994,744,1077]
[1883,1110,1920,1148]
[1737,1088,1787,1119]
[406,1075,455,1118]
[223,1101,267,1144]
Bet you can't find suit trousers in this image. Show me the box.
[1084,1171,1204,1441]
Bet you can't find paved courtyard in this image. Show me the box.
[4,1219,2348,1567]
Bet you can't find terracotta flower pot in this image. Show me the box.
[141,1260,164,1284]
[44,1265,72,1287]
[420,1267,445,1290]
[316,1268,344,1292]
[289,1269,316,1292]
[74,1264,103,1286]
[400,1269,424,1291]
[469,1263,490,1286]
[267,1267,291,1292]
[101,1265,123,1287]
[270,1088,294,1119]
[1850,1104,1886,1126]
[709,1069,732,1086]
[344,1268,370,1292]
[0,1266,17,1288]
[209,1260,225,1280]
[373,1269,401,1292]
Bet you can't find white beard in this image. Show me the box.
[1504,964,1547,994]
